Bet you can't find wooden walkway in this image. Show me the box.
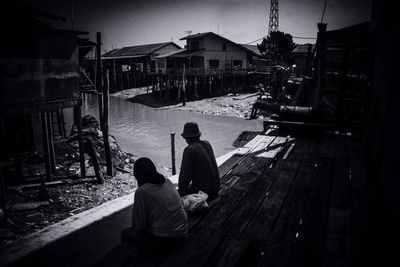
[96,130,356,267]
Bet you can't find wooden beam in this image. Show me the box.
[96,32,104,130]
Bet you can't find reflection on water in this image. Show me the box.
[66,93,261,175]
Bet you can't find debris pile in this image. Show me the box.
[0,115,136,248]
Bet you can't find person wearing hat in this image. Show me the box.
[178,122,220,200]
[121,157,188,249]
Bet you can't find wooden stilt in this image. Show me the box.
[113,59,117,93]
[171,133,176,175]
[40,112,52,182]
[182,64,186,106]
[46,111,56,173]
[103,69,113,176]
[209,74,212,97]
[194,76,199,99]
[74,104,86,178]
[96,32,104,130]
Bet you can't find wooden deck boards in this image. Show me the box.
[95,132,355,267]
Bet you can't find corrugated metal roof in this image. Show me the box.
[102,42,181,58]
[180,32,260,56]
[292,44,315,54]
[154,49,188,58]
[240,44,261,56]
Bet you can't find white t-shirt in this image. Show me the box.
[132,178,188,237]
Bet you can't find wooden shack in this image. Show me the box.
[81,42,182,92]
[0,3,87,193]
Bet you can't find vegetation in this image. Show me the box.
[257,31,296,60]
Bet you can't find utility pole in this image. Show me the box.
[268,0,279,35]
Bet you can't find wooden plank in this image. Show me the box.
[229,135,277,176]
[207,144,303,267]
[257,153,318,267]
[350,136,372,267]
[285,136,335,267]
[218,134,274,178]
[322,136,351,267]
[263,119,338,129]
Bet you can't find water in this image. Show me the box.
[66,93,262,175]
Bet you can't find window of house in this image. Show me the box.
[232,60,243,68]
[166,60,174,68]
[222,43,227,51]
[190,41,199,50]
[209,60,220,68]
[121,64,131,72]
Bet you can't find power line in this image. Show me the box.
[244,35,316,45]
[321,0,328,23]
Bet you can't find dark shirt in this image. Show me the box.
[178,140,220,199]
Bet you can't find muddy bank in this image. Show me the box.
[113,87,267,119]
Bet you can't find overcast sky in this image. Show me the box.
[24,0,371,52]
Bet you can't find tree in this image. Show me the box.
[257,31,296,60]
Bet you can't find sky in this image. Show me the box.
[23,0,371,52]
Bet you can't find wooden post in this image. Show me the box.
[170,133,176,175]
[194,76,199,99]
[182,64,186,106]
[74,104,86,178]
[113,59,117,93]
[85,138,104,184]
[208,73,212,97]
[103,69,113,176]
[40,112,52,182]
[96,32,104,130]
[313,23,327,110]
[305,43,313,76]
[46,111,56,173]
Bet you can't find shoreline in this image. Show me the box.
[111,86,266,120]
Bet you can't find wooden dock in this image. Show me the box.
[96,130,362,267]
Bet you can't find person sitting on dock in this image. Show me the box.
[178,122,220,200]
[121,157,188,249]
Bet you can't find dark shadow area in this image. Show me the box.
[128,93,182,108]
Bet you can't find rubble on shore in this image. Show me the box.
[1,116,136,248]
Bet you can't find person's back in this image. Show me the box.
[134,178,187,237]
[178,123,220,199]
[122,157,188,249]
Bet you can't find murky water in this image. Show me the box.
[66,93,261,175]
